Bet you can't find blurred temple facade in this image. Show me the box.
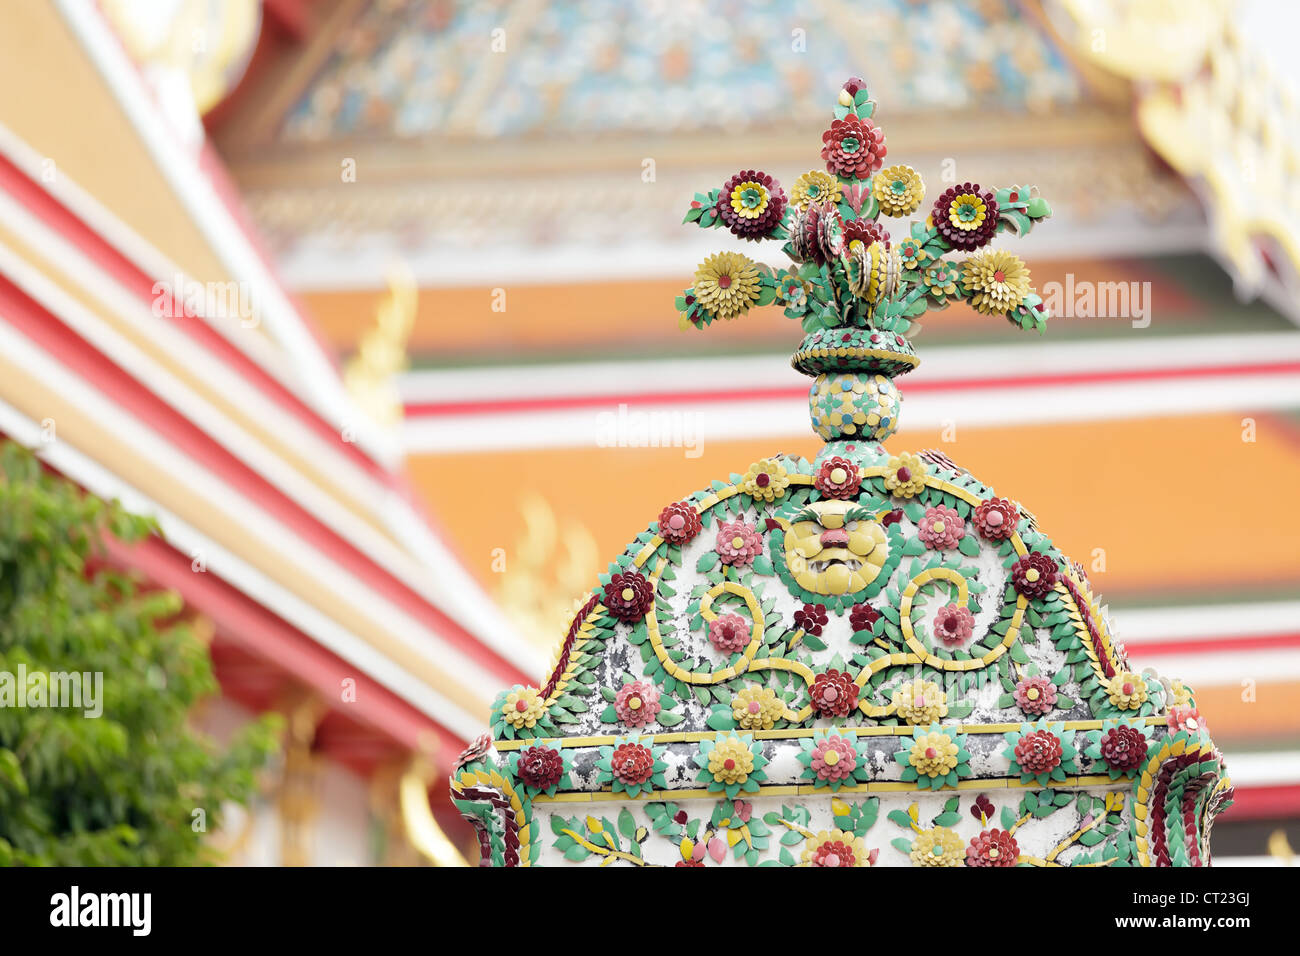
[0,0,1296,863]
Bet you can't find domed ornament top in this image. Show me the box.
[452,79,1231,868]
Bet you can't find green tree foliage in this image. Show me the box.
[0,441,281,864]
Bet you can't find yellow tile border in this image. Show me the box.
[494,716,1163,751]
[531,773,1125,805]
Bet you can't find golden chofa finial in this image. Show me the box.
[344,261,417,429]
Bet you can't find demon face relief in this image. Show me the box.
[781,500,890,597]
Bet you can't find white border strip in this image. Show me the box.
[0,198,544,675]
[1222,751,1300,787]
[0,118,296,389]
[402,332,1300,403]
[1116,601,1300,644]
[401,372,1300,453]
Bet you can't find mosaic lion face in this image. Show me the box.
[782,500,889,596]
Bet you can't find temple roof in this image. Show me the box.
[274,0,1082,143]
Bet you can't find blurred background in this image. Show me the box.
[0,0,1296,865]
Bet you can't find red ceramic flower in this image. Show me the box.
[815,456,862,499]
[933,603,975,646]
[849,602,881,634]
[717,169,788,240]
[966,828,1019,867]
[1100,725,1149,772]
[794,603,830,636]
[604,571,654,623]
[842,216,890,250]
[807,835,860,867]
[931,182,999,251]
[918,504,965,550]
[821,115,887,179]
[1011,552,1058,600]
[658,501,701,545]
[675,859,705,867]
[715,519,764,567]
[973,497,1018,540]
[516,745,564,791]
[610,742,655,786]
[811,669,860,717]
[708,613,751,655]
[1014,729,1063,775]
[1013,675,1058,716]
[614,679,662,727]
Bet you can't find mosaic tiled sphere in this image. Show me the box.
[809,371,900,441]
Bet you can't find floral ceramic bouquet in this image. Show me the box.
[676,77,1054,342]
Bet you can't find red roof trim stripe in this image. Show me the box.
[0,148,391,484]
[403,360,1300,419]
[0,273,527,687]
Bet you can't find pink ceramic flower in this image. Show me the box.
[933,604,975,646]
[614,680,662,727]
[1013,675,1058,716]
[709,613,751,654]
[811,735,858,782]
[918,505,965,550]
[715,519,763,567]
[1167,706,1206,735]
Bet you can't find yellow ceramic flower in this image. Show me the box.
[909,731,960,777]
[732,686,784,730]
[1169,679,1194,708]
[1107,672,1148,711]
[961,249,1031,315]
[802,829,871,867]
[910,827,965,867]
[946,193,988,234]
[693,252,761,321]
[502,686,545,729]
[883,452,927,498]
[892,680,948,725]
[728,178,773,221]
[791,169,842,210]
[740,458,791,503]
[708,735,755,785]
[872,164,925,217]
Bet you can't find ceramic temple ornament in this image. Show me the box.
[451,79,1232,867]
